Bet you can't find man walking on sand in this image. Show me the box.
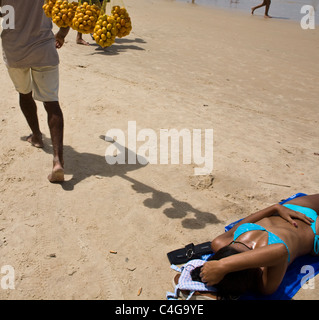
[0,0,69,182]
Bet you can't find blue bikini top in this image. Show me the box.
[233,223,291,262]
[233,204,319,263]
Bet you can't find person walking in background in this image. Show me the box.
[251,0,272,18]
[0,0,69,182]
[76,32,90,45]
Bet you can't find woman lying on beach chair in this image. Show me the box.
[195,193,319,298]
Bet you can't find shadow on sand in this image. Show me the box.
[90,37,146,56]
[28,134,222,229]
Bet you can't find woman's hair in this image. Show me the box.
[191,245,261,300]
[210,246,261,299]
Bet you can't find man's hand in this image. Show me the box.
[55,27,70,49]
[55,34,65,49]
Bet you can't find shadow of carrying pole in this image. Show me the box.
[33,134,222,229]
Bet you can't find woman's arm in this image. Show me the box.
[288,194,319,214]
[231,203,312,227]
[201,243,288,294]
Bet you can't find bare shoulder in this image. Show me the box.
[211,230,233,252]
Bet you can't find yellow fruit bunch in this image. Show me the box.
[111,5,132,38]
[43,0,57,18]
[52,0,78,28]
[72,1,101,34]
[93,14,118,48]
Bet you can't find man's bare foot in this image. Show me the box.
[264,14,272,18]
[48,163,64,183]
[27,134,44,148]
[76,39,90,46]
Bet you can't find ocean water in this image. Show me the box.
[175,0,319,24]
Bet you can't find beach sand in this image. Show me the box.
[0,0,318,300]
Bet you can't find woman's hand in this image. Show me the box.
[200,260,226,286]
[277,204,313,228]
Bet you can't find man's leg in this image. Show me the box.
[43,101,64,182]
[19,92,44,148]
[76,32,89,45]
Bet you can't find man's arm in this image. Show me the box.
[55,27,70,49]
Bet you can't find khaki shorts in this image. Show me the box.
[7,65,59,102]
